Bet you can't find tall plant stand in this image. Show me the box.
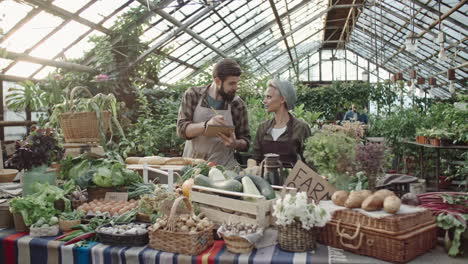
[404,141,468,191]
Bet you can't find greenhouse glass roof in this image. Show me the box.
[0,0,466,97]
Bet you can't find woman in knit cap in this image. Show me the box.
[252,79,312,173]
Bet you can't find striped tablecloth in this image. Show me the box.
[0,229,334,264]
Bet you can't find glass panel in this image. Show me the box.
[0,1,32,33]
[33,66,57,79]
[30,21,89,58]
[2,11,63,53]
[5,61,42,77]
[52,0,90,13]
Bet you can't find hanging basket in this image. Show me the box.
[278,220,317,252]
[58,86,110,143]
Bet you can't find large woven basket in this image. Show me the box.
[59,86,110,143]
[222,234,254,254]
[148,196,214,255]
[318,219,437,263]
[87,186,128,201]
[278,220,317,252]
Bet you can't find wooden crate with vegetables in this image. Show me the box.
[187,168,295,227]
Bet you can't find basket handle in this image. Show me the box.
[336,220,364,250]
[167,196,192,232]
[339,232,364,250]
[69,86,94,109]
[336,220,361,240]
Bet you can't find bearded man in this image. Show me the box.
[177,58,250,168]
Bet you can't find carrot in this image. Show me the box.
[63,232,95,245]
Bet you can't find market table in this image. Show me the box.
[403,141,468,191]
[1,229,466,264]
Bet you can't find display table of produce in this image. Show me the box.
[0,228,466,264]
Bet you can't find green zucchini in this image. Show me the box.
[194,174,243,193]
[246,174,276,200]
[241,176,261,201]
[233,175,244,182]
[223,170,238,179]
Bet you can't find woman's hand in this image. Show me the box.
[217,131,238,149]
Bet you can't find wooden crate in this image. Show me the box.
[190,185,295,228]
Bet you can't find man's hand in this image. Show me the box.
[217,131,238,149]
[207,115,226,126]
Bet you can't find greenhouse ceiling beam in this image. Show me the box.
[378,0,467,70]
[186,0,320,79]
[2,0,98,75]
[429,62,468,78]
[23,0,112,34]
[29,0,136,78]
[268,0,297,77]
[131,0,225,69]
[249,8,339,69]
[336,0,357,49]
[352,23,442,74]
[375,1,428,52]
[0,6,43,44]
[257,26,326,75]
[412,0,467,31]
[1,49,96,73]
[0,74,39,83]
[211,10,271,75]
[403,36,468,74]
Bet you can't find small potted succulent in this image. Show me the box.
[59,210,84,232]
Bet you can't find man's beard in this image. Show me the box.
[218,82,235,102]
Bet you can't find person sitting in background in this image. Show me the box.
[358,107,369,124]
[343,104,359,122]
[252,79,311,169]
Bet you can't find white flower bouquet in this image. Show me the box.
[272,192,331,230]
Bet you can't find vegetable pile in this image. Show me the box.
[9,183,70,226]
[77,199,138,216]
[151,213,213,234]
[98,223,148,236]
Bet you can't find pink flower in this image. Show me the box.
[95,74,109,82]
[53,74,63,80]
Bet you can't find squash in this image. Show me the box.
[193,174,243,193]
[246,174,275,200]
[241,177,262,201]
[374,189,395,199]
[208,167,226,182]
[181,178,194,198]
[223,170,238,179]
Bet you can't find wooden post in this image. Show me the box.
[319,49,322,81]
[0,80,3,141]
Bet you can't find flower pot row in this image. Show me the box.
[415,136,454,147]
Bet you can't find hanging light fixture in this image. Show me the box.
[428,77,437,96]
[405,0,419,52]
[362,71,369,82]
[436,1,448,63]
[448,68,456,95]
[449,81,456,94]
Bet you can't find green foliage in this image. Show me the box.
[296,81,372,120]
[369,81,398,115]
[437,213,468,257]
[303,131,357,189]
[6,81,45,112]
[116,88,184,157]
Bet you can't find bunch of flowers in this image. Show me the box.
[272,192,331,230]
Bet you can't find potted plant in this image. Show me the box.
[59,210,84,232]
[273,192,331,252]
[415,128,430,144]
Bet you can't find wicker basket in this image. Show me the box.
[13,213,29,232]
[330,208,434,235]
[222,234,254,254]
[97,223,149,246]
[318,220,437,263]
[278,220,317,252]
[58,86,110,143]
[59,219,81,232]
[0,169,18,183]
[148,196,214,255]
